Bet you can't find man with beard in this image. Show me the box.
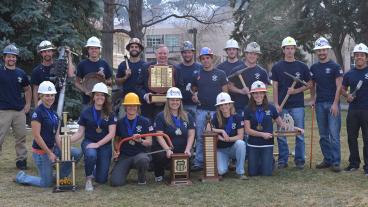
[75,36,112,111]
[0,44,32,170]
[31,40,75,109]
[137,44,182,120]
[229,42,270,116]
[175,41,202,117]
[310,37,343,172]
[217,39,243,76]
[271,36,312,169]
[341,43,368,175]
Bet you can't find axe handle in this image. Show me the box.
[238,75,250,98]
[280,81,297,109]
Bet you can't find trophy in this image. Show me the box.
[147,64,175,103]
[274,113,301,137]
[170,153,192,186]
[53,112,77,192]
[201,112,220,182]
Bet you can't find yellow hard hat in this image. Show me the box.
[123,92,141,105]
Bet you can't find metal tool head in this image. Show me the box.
[227,66,248,79]
[124,55,129,59]
[284,72,307,86]
[356,80,363,90]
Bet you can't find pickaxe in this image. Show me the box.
[280,72,308,109]
[227,67,249,95]
[351,80,363,98]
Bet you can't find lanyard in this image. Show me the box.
[92,106,102,128]
[225,115,234,135]
[42,104,57,131]
[255,107,265,126]
[124,115,138,136]
[171,115,181,128]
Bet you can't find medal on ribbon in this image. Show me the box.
[172,115,182,135]
[42,104,57,134]
[93,106,102,133]
[255,107,264,131]
[124,116,138,145]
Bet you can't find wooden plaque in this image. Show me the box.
[147,64,175,96]
[170,153,192,186]
[274,130,301,137]
[149,94,167,103]
[201,131,220,182]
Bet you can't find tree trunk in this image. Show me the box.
[128,0,145,59]
[102,0,115,67]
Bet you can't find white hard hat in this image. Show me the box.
[224,39,239,50]
[85,36,102,48]
[92,82,109,94]
[38,40,56,52]
[215,92,234,106]
[353,43,368,54]
[250,81,267,93]
[281,36,297,48]
[245,42,262,54]
[166,87,182,99]
[313,37,332,50]
[38,81,57,94]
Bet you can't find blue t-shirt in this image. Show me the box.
[76,59,112,104]
[78,106,117,143]
[342,66,368,110]
[217,60,244,76]
[244,104,279,146]
[116,115,153,156]
[310,60,343,103]
[0,66,30,111]
[230,62,270,111]
[270,60,311,108]
[191,68,228,111]
[211,114,244,148]
[116,60,145,96]
[31,104,59,150]
[175,62,202,105]
[154,111,195,153]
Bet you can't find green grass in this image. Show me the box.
[1,108,368,207]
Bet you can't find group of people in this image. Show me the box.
[1,34,368,192]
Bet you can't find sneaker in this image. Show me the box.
[155,176,163,182]
[191,165,203,172]
[138,181,147,185]
[295,163,305,170]
[278,163,288,169]
[238,174,249,180]
[16,160,27,170]
[85,178,94,191]
[344,165,359,172]
[316,161,331,169]
[330,165,341,172]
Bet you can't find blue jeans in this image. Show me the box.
[81,139,112,184]
[16,147,81,187]
[217,140,246,175]
[193,109,215,167]
[277,107,305,165]
[248,145,274,176]
[315,102,341,165]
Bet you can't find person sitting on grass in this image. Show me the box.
[211,92,247,180]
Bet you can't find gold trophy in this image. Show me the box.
[148,64,175,103]
[170,153,192,186]
[53,112,77,192]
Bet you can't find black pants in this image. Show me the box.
[110,153,151,186]
[346,109,368,171]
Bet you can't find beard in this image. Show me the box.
[318,54,327,61]
[5,60,16,67]
[183,56,193,63]
[43,55,52,62]
[130,50,140,57]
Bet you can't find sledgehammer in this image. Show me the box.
[280,72,308,109]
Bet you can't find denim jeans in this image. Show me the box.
[248,145,274,176]
[217,140,246,175]
[315,102,341,165]
[277,107,305,165]
[193,109,215,167]
[81,139,112,184]
[16,147,81,187]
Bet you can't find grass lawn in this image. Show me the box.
[1,108,368,207]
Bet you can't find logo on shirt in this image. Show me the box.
[138,68,142,74]
[212,75,218,81]
[17,77,22,83]
[148,126,154,131]
[240,121,244,126]
[183,122,188,128]
[136,125,142,132]
[295,72,301,79]
[325,68,331,74]
[99,67,105,73]
[339,69,343,74]
[232,123,236,129]
[265,110,271,115]
[114,116,117,122]
[32,112,37,119]
[255,73,260,80]
[365,73,368,80]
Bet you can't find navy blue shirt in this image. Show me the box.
[211,114,244,148]
[175,62,202,105]
[116,60,145,96]
[78,106,117,144]
[191,68,228,111]
[154,112,195,153]
[244,104,279,146]
[217,60,243,76]
[31,104,59,150]
[0,66,30,111]
[310,60,343,103]
[116,115,153,156]
[342,66,368,110]
[271,60,311,108]
[230,62,270,111]
[76,59,112,104]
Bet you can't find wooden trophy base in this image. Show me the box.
[170,153,191,186]
[170,179,193,186]
[149,94,166,103]
[274,130,301,137]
